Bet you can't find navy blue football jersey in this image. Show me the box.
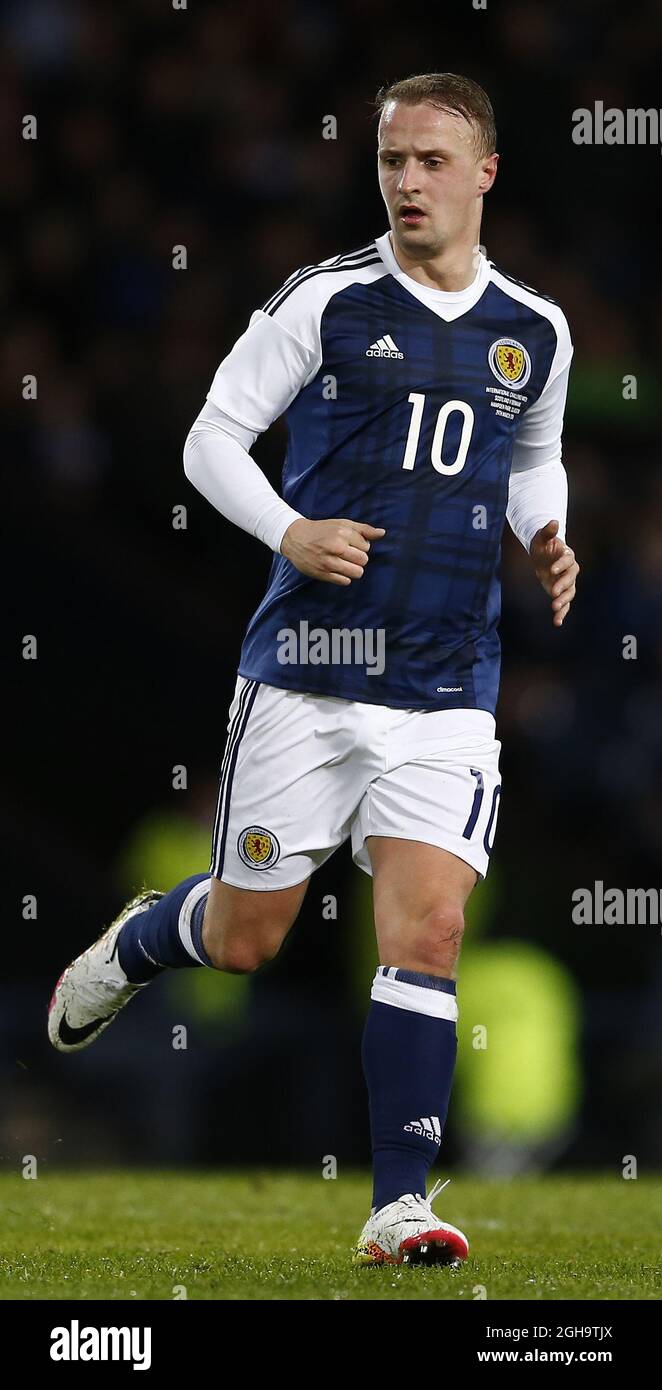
[206,231,572,712]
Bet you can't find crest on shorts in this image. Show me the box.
[238,825,281,870]
[488,337,531,389]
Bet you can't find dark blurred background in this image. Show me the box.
[4,0,662,1175]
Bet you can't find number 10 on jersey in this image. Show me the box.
[402,392,474,476]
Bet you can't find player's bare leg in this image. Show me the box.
[201,876,309,973]
[369,837,477,978]
[353,838,475,1266]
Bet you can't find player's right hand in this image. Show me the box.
[280,518,386,586]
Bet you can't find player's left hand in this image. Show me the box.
[530,520,580,627]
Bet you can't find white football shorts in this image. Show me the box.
[210,676,502,890]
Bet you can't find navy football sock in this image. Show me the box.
[118,874,214,982]
[362,966,458,1212]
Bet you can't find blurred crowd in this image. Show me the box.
[4,0,662,1168]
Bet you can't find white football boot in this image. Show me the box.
[48,890,163,1053]
[353,1179,469,1267]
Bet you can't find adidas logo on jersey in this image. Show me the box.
[404,1116,442,1144]
[366,334,404,359]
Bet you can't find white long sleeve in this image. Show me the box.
[183,293,328,551]
[507,350,572,552]
[507,458,568,552]
[183,401,303,554]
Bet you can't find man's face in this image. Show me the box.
[377,100,497,257]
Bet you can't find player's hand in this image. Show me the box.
[530,519,580,627]
[280,517,386,586]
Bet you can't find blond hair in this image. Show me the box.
[374,72,497,158]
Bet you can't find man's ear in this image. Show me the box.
[478,152,499,195]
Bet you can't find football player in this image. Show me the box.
[49,72,579,1266]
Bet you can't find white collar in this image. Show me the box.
[375,230,490,322]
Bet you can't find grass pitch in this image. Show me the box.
[1,1170,661,1301]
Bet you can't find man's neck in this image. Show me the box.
[387,230,481,293]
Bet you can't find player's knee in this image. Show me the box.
[202,914,285,974]
[207,939,273,974]
[401,903,466,974]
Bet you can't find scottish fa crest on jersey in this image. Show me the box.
[488,337,531,389]
[238,825,281,870]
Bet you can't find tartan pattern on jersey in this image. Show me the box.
[239,266,559,712]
